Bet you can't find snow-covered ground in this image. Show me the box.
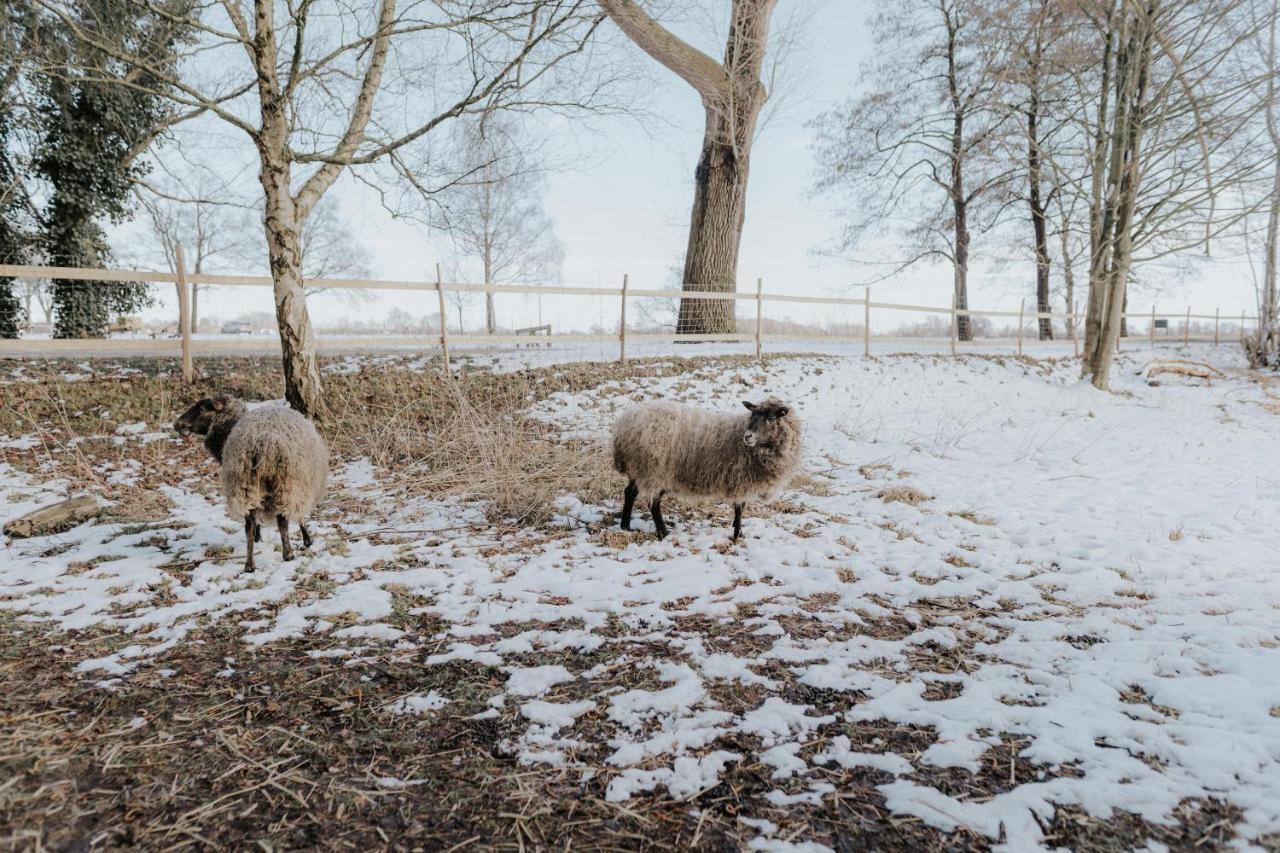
[2,344,1279,850]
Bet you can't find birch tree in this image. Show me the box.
[598,0,778,335]
[41,0,608,416]
[1248,0,1279,366]
[1076,0,1266,388]
[427,117,562,335]
[811,0,1013,341]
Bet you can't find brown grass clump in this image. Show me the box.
[2,355,771,528]
[877,485,932,506]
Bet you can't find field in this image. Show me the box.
[2,345,1279,851]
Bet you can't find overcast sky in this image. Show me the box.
[128,0,1264,332]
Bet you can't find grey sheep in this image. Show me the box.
[611,397,802,541]
[175,395,328,571]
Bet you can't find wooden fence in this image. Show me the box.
[0,263,1258,381]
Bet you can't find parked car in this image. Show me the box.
[221,320,253,335]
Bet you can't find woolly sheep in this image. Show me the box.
[611,397,802,541]
[174,395,328,572]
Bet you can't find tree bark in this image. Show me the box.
[260,151,325,417]
[600,0,775,335]
[1083,3,1153,390]
[945,8,972,342]
[1259,0,1279,366]
[484,238,496,334]
[953,192,972,342]
[677,130,750,334]
[1027,93,1053,340]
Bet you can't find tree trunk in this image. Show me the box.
[260,157,325,418]
[1262,156,1279,363]
[484,245,496,335]
[1060,222,1076,340]
[677,130,750,334]
[1028,102,1052,340]
[597,0,773,337]
[1260,1,1279,366]
[953,195,973,342]
[1084,5,1153,390]
[945,13,972,343]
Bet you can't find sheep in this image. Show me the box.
[174,395,328,572]
[611,397,802,541]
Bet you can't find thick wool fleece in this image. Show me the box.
[611,399,802,503]
[218,405,329,523]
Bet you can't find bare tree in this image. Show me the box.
[1248,0,1279,366]
[136,177,258,332]
[1075,0,1266,388]
[41,0,609,416]
[599,0,778,335]
[427,117,563,334]
[985,0,1087,339]
[811,0,1015,341]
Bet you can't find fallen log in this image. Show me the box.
[4,495,101,539]
[1140,359,1226,384]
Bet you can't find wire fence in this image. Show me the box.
[0,264,1260,375]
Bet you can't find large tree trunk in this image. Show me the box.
[260,156,325,418]
[677,130,750,334]
[599,0,774,337]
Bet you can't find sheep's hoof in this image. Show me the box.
[620,522,632,532]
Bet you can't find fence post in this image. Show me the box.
[863,287,871,358]
[754,277,763,361]
[619,274,628,364]
[175,243,193,384]
[1017,297,1025,358]
[1182,306,1190,346]
[1213,307,1220,346]
[950,291,957,356]
[435,262,450,374]
[1150,305,1156,349]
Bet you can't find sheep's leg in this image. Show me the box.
[299,522,313,550]
[621,480,638,531]
[732,503,744,541]
[243,514,257,572]
[277,515,295,562]
[253,518,262,543]
[650,491,668,540]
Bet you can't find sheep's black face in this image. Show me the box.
[742,399,792,450]
[174,396,228,436]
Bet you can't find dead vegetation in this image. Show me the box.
[0,354,770,529]
[877,484,932,506]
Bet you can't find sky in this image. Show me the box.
[126,0,1265,334]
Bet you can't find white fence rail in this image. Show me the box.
[0,264,1259,377]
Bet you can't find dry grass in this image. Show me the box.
[1,354,764,529]
[877,484,933,506]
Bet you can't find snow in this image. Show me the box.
[3,344,1280,848]
[386,691,449,716]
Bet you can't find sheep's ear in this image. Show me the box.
[742,401,757,412]
[211,398,224,412]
